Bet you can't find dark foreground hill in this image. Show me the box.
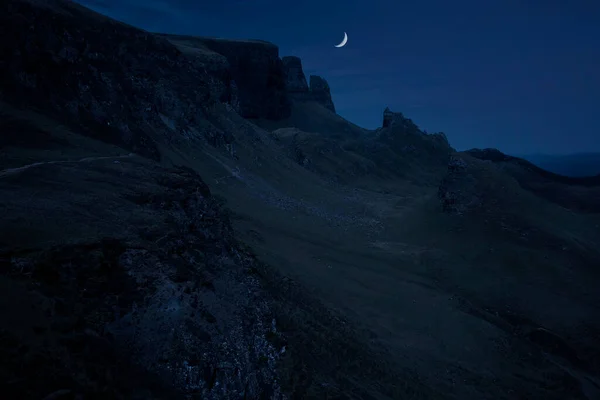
[1,1,600,399]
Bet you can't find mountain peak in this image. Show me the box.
[281,56,336,113]
[308,75,335,113]
[382,107,411,128]
[281,56,308,93]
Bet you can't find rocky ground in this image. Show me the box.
[0,154,286,399]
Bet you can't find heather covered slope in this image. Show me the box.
[1,0,600,399]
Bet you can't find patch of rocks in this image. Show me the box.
[1,166,287,399]
[438,156,483,215]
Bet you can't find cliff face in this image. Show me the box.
[281,56,336,113]
[0,0,235,160]
[308,75,336,113]
[160,34,291,120]
[138,39,337,120]
[281,56,308,94]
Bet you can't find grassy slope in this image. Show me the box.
[253,101,369,139]
[173,100,600,398]
[251,102,452,196]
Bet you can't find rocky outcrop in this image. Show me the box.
[161,35,291,120]
[281,56,308,93]
[157,35,241,113]
[438,155,482,215]
[382,107,395,128]
[382,107,450,146]
[1,0,247,160]
[281,56,336,113]
[1,155,289,399]
[382,107,417,130]
[309,75,336,113]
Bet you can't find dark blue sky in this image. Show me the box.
[78,0,600,155]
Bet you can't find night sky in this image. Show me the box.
[77,0,600,155]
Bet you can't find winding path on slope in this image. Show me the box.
[0,154,136,179]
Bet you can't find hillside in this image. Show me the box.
[520,153,600,177]
[467,148,600,213]
[1,1,600,399]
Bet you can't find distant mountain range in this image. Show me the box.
[518,152,600,177]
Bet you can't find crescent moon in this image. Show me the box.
[334,32,348,48]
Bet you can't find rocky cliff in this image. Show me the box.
[160,34,291,120]
[281,56,309,94]
[308,75,336,113]
[381,107,449,146]
[159,36,338,119]
[1,0,239,160]
[382,107,421,130]
[281,56,336,113]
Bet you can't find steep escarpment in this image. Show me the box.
[281,56,309,94]
[281,56,336,113]
[155,39,338,120]
[160,34,291,120]
[0,0,236,160]
[308,75,336,113]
